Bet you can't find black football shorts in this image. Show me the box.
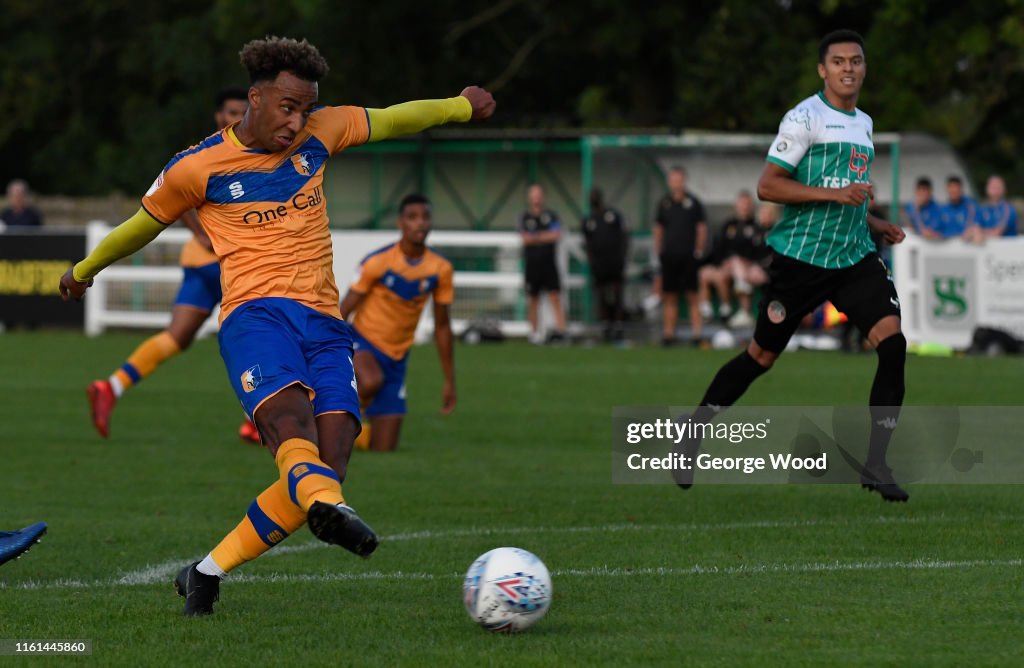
[753,251,901,353]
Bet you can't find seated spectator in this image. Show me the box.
[1,179,44,228]
[722,202,776,328]
[940,175,976,238]
[902,176,943,239]
[698,190,755,323]
[967,174,1018,241]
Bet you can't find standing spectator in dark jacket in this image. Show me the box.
[582,187,629,342]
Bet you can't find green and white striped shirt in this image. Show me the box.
[765,91,877,268]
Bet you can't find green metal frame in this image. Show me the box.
[341,133,904,326]
[579,132,904,225]
[348,139,579,229]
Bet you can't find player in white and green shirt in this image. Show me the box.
[673,30,911,502]
[765,90,879,268]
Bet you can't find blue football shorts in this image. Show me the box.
[174,261,222,311]
[218,297,360,422]
[351,327,408,416]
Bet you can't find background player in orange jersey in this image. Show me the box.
[339,194,455,452]
[59,36,494,616]
[86,89,262,443]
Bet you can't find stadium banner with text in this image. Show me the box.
[612,406,1023,485]
[892,236,1024,349]
[0,229,86,326]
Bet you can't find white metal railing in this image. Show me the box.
[84,222,591,338]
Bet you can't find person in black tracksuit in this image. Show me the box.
[582,188,629,342]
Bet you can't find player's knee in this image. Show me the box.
[867,316,902,347]
[256,396,317,447]
[261,414,316,446]
[359,372,383,398]
[747,342,777,369]
[174,333,195,351]
[166,327,195,350]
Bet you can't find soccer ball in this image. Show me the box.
[462,547,552,633]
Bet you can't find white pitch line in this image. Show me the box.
[0,513,994,591]
[106,513,944,586]
[8,558,1019,591]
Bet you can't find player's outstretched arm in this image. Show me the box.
[59,208,168,301]
[757,163,872,207]
[366,86,495,143]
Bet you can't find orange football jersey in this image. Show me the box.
[142,106,370,321]
[350,243,454,360]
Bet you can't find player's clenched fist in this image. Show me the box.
[58,268,92,302]
[834,182,873,206]
[460,86,496,121]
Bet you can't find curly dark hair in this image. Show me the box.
[239,36,329,84]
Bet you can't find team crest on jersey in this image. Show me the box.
[767,300,787,324]
[241,365,262,393]
[291,152,313,176]
[848,146,869,180]
[145,171,165,197]
[420,279,430,293]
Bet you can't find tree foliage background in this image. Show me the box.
[1,0,1021,196]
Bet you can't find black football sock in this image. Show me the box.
[866,333,907,470]
[690,351,770,426]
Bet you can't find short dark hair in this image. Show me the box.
[915,177,933,189]
[818,29,865,63]
[669,165,686,175]
[399,193,431,214]
[947,175,963,186]
[215,87,249,111]
[239,36,329,84]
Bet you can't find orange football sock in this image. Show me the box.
[110,331,181,396]
[276,438,344,511]
[208,480,307,574]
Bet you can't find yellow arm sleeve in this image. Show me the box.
[72,207,168,282]
[366,97,472,143]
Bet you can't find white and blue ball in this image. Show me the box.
[462,547,552,633]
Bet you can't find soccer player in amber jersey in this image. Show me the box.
[339,194,456,452]
[672,30,909,502]
[86,89,262,443]
[60,36,495,615]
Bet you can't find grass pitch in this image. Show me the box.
[1,332,1022,666]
